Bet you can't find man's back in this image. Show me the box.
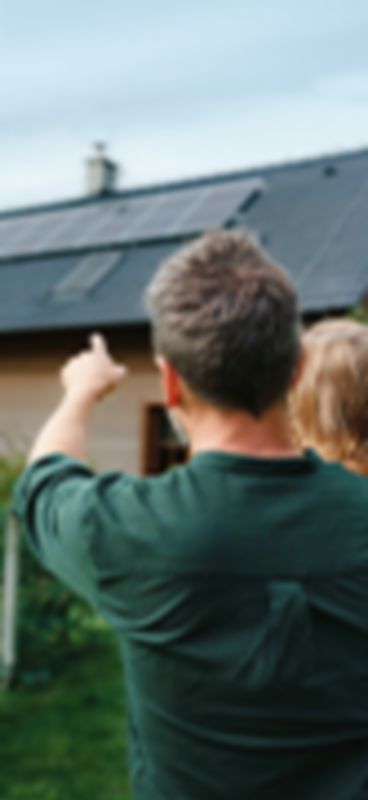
[16,448,368,799]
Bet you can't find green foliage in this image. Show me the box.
[0,635,131,799]
[349,306,368,324]
[0,455,24,563]
[0,457,106,684]
[0,459,131,797]
[18,546,106,682]
[0,454,24,504]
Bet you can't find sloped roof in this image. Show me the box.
[240,149,368,313]
[0,243,178,332]
[1,148,368,333]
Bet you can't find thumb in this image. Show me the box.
[90,332,108,356]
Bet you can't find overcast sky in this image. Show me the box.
[2,0,368,209]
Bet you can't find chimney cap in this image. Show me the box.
[93,141,108,158]
[86,143,120,196]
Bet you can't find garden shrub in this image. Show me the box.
[0,456,104,685]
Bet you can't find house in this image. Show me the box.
[1,145,368,473]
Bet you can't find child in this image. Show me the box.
[292,317,368,475]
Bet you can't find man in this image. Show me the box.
[14,231,368,799]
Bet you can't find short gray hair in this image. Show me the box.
[146,229,300,416]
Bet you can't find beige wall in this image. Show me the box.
[0,328,161,473]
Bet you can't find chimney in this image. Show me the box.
[86,142,119,196]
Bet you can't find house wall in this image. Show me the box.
[0,327,161,473]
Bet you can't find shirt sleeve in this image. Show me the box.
[13,454,102,604]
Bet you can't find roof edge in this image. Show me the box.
[1,144,368,221]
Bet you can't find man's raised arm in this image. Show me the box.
[28,333,126,464]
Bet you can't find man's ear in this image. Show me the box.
[155,356,182,407]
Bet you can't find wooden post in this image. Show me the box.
[0,515,20,687]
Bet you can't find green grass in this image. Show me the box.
[0,633,132,800]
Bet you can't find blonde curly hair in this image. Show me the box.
[291,318,368,475]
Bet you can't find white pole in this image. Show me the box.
[1,515,20,687]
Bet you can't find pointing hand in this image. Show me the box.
[61,333,126,404]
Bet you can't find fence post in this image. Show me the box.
[0,515,20,688]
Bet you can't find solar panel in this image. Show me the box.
[0,213,45,251]
[102,178,263,242]
[24,209,66,253]
[0,208,78,257]
[44,204,110,250]
[51,250,121,301]
[80,196,155,246]
[0,217,30,256]
[136,188,204,239]
[173,180,264,235]
[117,194,168,239]
[160,187,214,235]
[0,177,264,260]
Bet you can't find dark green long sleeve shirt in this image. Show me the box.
[14,450,368,799]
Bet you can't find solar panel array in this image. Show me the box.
[0,178,263,260]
